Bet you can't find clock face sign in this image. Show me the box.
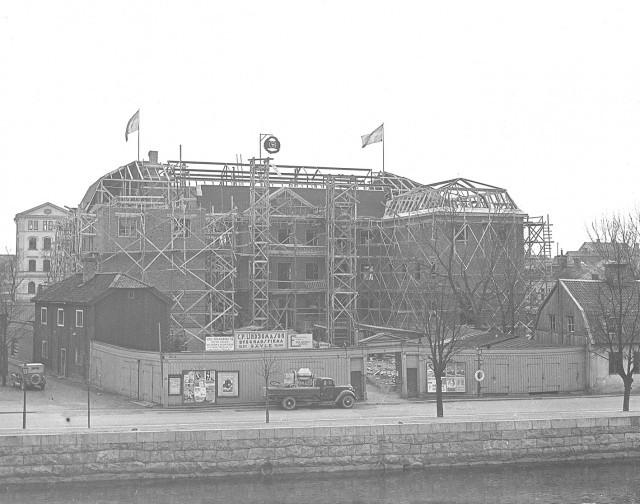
[263,136,280,154]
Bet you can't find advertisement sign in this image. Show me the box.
[217,371,239,397]
[427,363,466,393]
[289,333,313,349]
[168,375,182,396]
[235,330,286,350]
[182,370,216,404]
[205,336,235,352]
[263,135,281,154]
[205,370,216,402]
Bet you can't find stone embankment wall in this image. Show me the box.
[1,416,640,484]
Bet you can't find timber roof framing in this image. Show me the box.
[383,177,525,218]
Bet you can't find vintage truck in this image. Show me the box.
[267,368,357,410]
[11,363,46,390]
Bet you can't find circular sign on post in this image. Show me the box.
[263,136,281,154]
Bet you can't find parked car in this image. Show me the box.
[11,363,46,390]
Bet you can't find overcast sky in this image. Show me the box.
[2,1,639,254]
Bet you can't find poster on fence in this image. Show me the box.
[427,363,466,393]
[217,371,239,397]
[182,370,216,403]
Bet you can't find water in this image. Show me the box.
[3,459,640,504]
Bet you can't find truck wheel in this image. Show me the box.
[341,394,355,409]
[282,396,297,410]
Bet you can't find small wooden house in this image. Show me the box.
[534,265,640,393]
[32,262,170,379]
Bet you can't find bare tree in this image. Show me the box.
[0,252,26,386]
[256,350,281,423]
[587,214,640,411]
[484,219,544,335]
[408,272,464,417]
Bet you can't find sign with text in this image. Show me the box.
[235,330,287,350]
[289,333,313,349]
[205,336,235,352]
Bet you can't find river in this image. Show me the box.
[3,459,640,504]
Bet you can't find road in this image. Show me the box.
[0,374,638,434]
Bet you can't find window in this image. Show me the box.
[27,281,36,294]
[609,352,622,375]
[10,339,17,357]
[359,230,372,245]
[173,217,191,238]
[74,348,83,366]
[28,260,36,272]
[306,229,319,246]
[41,307,47,325]
[277,226,292,244]
[118,216,139,237]
[57,308,64,327]
[454,225,468,244]
[360,264,374,280]
[566,316,575,333]
[42,220,54,231]
[43,260,51,272]
[606,317,618,335]
[75,309,83,328]
[634,351,640,374]
[43,237,52,250]
[277,263,291,289]
[28,220,38,231]
[305,263,319,280]
[548,314,556,331]
[28,237,37,250]
[41,340,49,359]
[128,291,135,299]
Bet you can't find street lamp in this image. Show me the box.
[22,364,28,429]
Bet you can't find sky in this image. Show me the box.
[2,1,640,255]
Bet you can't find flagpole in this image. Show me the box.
[382,122,385,174]
[137,110,140,162]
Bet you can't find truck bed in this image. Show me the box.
[266,387,321,399]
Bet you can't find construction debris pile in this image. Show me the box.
[366,355,399,393]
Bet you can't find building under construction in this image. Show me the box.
[52,151,552,350]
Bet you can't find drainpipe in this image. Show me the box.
[137,359,141,400]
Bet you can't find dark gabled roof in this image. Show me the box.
[32,273,169,305]
[560,279,640,344]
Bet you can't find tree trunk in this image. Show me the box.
[435,375,444,417]
[265,387,270,424]
[622,377,633,412]
[1,330,7,387]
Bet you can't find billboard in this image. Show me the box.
[235,330,287,350]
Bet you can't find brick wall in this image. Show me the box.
[1,416,639,484]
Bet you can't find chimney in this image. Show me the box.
[82,254,99,283]
[558,251,567,270]
[148,150,159,164]
[604,261,633,288]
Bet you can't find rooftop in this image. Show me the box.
[32,272,165,305]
